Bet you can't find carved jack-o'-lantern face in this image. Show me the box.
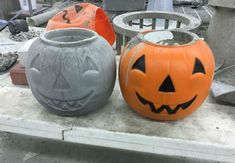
[119,30,215,121]
[29,51,98,111]
[27,28,116,116]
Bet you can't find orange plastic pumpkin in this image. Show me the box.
[46,3,116,45]
[119,30,215,121]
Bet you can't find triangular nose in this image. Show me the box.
[53,73,70,91]
[159,75,175,92]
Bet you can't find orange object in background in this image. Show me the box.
[119,30,215,121]
[46,3,116,45]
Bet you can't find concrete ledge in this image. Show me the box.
[209,0,235,9]
[0,73,235,162]
[64,127,235,162]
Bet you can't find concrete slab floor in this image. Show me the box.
[0,132,216,163]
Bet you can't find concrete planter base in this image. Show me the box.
[206,0,235,69]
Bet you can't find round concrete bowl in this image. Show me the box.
[26,28,116,116]
[113,11,201,54]
[113,11,201,37]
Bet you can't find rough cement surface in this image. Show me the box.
[0,76,76,132]
[212,65,235,104]
[206,7,235,69]
[0,68,235,163]
[0,52,18,72]
[1,72,235,147]
[0,132,214,163]
[0,27,44,55]
[74,83,235,147]
[8,29,42,42]
[209,0,235,8]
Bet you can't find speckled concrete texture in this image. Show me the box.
[206,0,235,69]
[0,132,215,163]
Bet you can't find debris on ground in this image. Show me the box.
[9,29,42,42]
[0,52,18,72]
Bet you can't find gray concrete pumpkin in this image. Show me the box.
[26,28,116,116]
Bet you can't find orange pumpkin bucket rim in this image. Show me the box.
[136,29,202,48]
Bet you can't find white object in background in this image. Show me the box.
[18,38,37,67]
[147,0,173,12]
[19,0,37,11]
[146,0,173,29]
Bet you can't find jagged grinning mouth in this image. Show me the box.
[36,89,93,111]
[136,93,197,114]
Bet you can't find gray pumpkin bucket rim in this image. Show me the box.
[40,28,98,47]
[136,29,201,47]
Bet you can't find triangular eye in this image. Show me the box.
[82,56,98,73]
[193,58,206,74]
[132,55,145,73]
